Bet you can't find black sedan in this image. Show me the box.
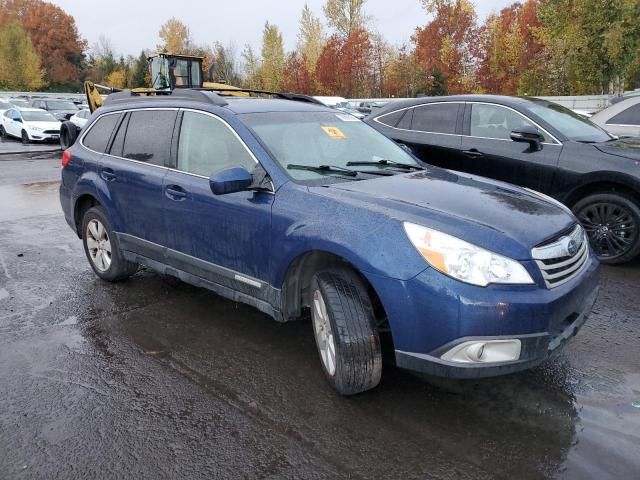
[367,95,640,264]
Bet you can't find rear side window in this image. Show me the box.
[122,110,177,166]
[411,103,460,134]
[376,110,405,128]
[177,111,255,177]
[83,113,121,153]
[607,103,640,126]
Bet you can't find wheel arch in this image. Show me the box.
[73,193,101,237]
[280,250,395,358]
[563,172,640,208]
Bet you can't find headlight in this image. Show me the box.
[30,126,43,132]
[403,222,534,287]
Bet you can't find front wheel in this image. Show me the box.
[310,268,382,395]
[573,193,640,264]
[21,130,30,144]
[81,206,138,281]
[0,125,6,139]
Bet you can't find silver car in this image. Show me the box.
[591,96,640,137]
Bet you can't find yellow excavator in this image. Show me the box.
[61,53,247,147]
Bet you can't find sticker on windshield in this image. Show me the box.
[335,113,360,122]
[321,126,347,139]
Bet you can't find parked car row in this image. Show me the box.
[0,96,90,145]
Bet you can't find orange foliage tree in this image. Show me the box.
[0,0,86,87]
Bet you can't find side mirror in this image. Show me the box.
[209,167,253,195]
[510,125,543,151]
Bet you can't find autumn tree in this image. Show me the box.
[0,0,86,88]
[208,42,241,85]
[259,22,285,91]
[282,52,314,93]
[0,21,45,90]
[323,0,369,38]
[157,18,192,54]
[413,0,480,94]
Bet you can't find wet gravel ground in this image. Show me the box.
[0,158,639,479]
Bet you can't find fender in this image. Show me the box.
[562,171,640,205]
[72,170,125,233]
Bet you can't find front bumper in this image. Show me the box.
[367,254,600,379]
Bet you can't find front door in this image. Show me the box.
[460,103,563,194]
[162,110,274,297]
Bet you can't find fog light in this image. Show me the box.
[441,339,521,364]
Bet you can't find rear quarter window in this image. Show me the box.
[376,109,405,127]
[607,103,640,126]
[82,113,122,153]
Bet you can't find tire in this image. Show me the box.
[81,206,138,281]
[573,193,640,264]
[60,121,78,149]
[21,130,30,145]
[310,268,382,395]
[0,125,5,139]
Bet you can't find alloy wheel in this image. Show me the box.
[577,201,637,260]
[312,289,337,376]
[86,219,112,272]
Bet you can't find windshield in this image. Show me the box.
[22,111,58,122]
[0,101,12,109]
[242,111,421,182]
[10,99,29,107]
[45,100,77,110]
[527,101,611,143]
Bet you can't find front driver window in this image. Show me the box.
[470,104,541,141]
[177,111,256,177]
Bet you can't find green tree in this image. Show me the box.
[131,51,149,88]
[259,22,285,91]
[242,44,261,89]
[0,21,45,90]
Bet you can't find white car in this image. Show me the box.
[591,96,640,137]
[69,109,91,129]
[0,108,61,144]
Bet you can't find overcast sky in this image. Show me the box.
[49,0,515,58]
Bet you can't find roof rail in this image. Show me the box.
[104,88,228,107]
[191,87,324,105]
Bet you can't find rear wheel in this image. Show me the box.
[573,193,640,264]
[81,206,138,281]
[21,130,29,144]
[310,268,382,395]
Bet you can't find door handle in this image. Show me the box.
[100,168,116,181]
[165,184,187,201]
[462,149,484,158]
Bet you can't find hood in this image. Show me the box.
[27,121,61,130]
[320,168,576,260]
[594,137,640,161]
[49,110,77,119]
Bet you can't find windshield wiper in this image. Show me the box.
[346,159,425,170]
[287,164,358,177]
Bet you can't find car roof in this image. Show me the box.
[370,94,553,117]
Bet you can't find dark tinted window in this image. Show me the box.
[607,103,640,126]
[122,110,177,166]
[177,111,255,176]
[377,109,405,127]
[109,113,128,157]
[83,113,121,153]
[411,103,459,134]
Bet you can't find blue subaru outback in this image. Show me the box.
[59,89,599,395]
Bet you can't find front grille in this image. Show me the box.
[43,130,60,134]
[532,225,590,288]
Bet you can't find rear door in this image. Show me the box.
[162,109,274,296]
[98,109,177,254]
[460,102,562,193]
[382,102,465,169]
